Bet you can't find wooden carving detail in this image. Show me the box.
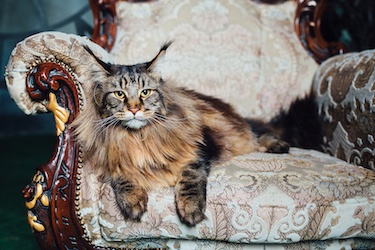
[89,0,118,52]
[295,0,347,63]
[23,61,94,249]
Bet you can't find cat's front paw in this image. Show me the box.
[115,186,148,222]
[259,135,290,154]
[267,140,290,154]
[175,194,207,226]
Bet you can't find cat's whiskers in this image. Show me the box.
[147,117,174,135]
[92,117,111,136]
[146,117,159,132]
[155,108,202,126]
[92,115,120,138]
[107,117,121,136]
[155,115,188,126]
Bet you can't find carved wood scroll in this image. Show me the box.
[295,0,347,63]
[89,0,118,52]
[22,61,95,249]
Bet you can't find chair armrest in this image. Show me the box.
[313,49,375,170]
[5,31,112,249]
[5,31,112,117]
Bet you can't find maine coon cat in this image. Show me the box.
[73,42,315,227]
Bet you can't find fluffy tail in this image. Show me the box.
[269,91,324,151]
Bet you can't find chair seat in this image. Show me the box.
[79,148,375,249]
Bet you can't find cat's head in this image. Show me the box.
[85,42,172,130]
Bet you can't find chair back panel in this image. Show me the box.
[111,0,318,119]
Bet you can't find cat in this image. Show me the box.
[73,42,320,226]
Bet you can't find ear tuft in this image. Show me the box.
[84,45,112,75]
[146,40,173,71]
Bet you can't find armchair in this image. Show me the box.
[5,0,375,249]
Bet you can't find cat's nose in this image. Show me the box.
[129,107,140,115]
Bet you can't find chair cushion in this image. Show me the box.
[80,148,375,248]
[110,0,318,119]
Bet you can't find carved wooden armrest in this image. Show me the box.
[295,0,348,63]
[5,32,112,249]
[313,49,375,170]
[22,60,88,248]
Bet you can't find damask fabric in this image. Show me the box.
[80,148,375,249]
[313,49,375,170]
[111,0,318,120]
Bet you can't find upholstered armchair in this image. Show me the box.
[5,0,375,249]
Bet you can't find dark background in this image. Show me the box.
[0,0,93,138]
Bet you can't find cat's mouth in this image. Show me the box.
[117,111,148,129]
[121,117,147,129]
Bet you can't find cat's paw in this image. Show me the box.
[116,188,148,222]
[259,135,290,154]
[267,140,290,154]
[175,195,207,226]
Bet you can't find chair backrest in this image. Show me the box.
[108,0,318,119]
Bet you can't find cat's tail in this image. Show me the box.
[269,91,324,151]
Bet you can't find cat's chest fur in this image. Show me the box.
[105,123,203,190]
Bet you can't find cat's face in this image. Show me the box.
[95,67,164,129]
[85,42,172,130]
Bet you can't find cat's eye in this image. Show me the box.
[114,91,125,99]
[140,89,151,98]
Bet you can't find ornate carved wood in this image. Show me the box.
[89,0,118,52]
[295,0,347,63]
[22,61,95,249]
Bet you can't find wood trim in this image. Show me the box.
[23,61,94,249]
[295,0,347,63]
[89,0,118,52]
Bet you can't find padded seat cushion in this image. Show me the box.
[80,148,375,248]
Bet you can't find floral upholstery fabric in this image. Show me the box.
[111,0,318,120]
[313,50,375,170]
[80,148,375,249]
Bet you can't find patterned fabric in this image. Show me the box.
[313,49,375,170]
[80,148,375,249]
[111,0,318,120]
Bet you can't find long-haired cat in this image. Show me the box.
[73,42,317,226]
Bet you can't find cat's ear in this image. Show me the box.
[84,45,113,75]
[146,41,173,72]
